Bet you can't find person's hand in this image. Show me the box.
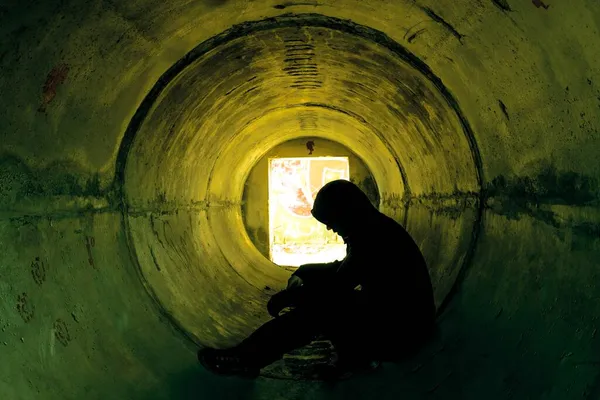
[267,290,290,318]
[287,275,304,289]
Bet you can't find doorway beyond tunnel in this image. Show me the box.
[243,137,380,267]
[268,156,350,267]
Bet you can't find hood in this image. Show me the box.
[311,179,378,226]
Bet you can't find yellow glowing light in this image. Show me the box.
[268,157,350,267]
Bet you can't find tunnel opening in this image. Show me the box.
[242,135,380,270]
[114,13,483,379]
[267,155,350,267]
[243,137,381,266]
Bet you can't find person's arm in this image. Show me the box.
[267,260,345,317]
[292,242,370,293]
[295,248,368,300]
[291,260,342,284]
[328,245,366,292]
[267,247,370,317]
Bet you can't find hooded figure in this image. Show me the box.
[199,179,436,378]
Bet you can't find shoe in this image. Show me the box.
[197,348,260,378]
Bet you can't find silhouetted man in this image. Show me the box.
[199,179,436,378]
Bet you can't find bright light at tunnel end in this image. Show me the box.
[268,157,349,267]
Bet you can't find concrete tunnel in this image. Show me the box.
[1,0,599,399]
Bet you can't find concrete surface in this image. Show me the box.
[0,0,598,399]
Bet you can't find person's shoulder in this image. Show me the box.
[374,214,415,246]
[378,213,406,231]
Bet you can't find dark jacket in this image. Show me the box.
[289,180,436,330]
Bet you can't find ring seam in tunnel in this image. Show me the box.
[203,103,410,292]
[114,13,483,192]
[113,12,485,343]
[119,209,204,348]
[203,101,412,226]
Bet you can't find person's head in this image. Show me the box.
[311,179,378,238]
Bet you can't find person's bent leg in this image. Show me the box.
[226,307,321,370]
[319,292,386,370]
[327,318,377,369]
[198,308,320,376]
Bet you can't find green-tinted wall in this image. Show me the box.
[0,1,598,399]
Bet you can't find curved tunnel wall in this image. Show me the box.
[120,16,481,348]
[1,1,599,399]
